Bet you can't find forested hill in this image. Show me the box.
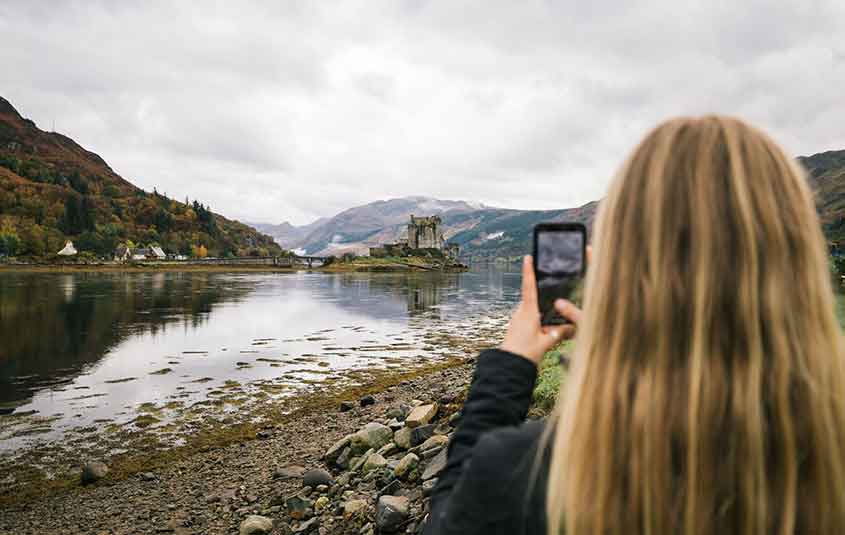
[0,96,281,258]
[800,150,845,247]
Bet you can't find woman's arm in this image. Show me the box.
[425,348,539,533]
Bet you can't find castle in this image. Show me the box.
[369,215,459,259]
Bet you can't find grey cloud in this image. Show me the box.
[2,0,845,224]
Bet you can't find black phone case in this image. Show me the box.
[532,222,586,326]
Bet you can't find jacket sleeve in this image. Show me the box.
[424,348,538,534]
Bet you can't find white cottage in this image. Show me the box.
[57,241,77,256]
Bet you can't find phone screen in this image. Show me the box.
[534,225,585,325]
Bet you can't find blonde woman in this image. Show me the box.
[425,116,845,535]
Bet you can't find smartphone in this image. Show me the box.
[532,222,587,325]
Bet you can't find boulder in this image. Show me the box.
[393,453,420,481]
[393,427,413,450]
[350,422,393,455]
[418,434,449,453]
[405,403,438,428]
[422,448,447,481]
[362,452,388,474]
[359,395,376,407]
[302,468,333,488]
[81,461,108,485]
[239,515,273,535]
[324,435,353,465]
[376,495,409,532]
[339,400,355,412]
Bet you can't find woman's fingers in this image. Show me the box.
[555,299,582,324]
[520,255,538,308]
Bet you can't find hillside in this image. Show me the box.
[799,150,845,246]
[0,96,281,259]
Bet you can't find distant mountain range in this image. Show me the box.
[254,196,598,261]
[0,96,280,258]
[256,150,845,261]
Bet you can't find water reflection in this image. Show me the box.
[0,267,521,443]
[0,272,255,405]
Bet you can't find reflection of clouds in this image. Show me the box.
[537,231,583,274]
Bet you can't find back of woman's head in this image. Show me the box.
[547,116,845,535]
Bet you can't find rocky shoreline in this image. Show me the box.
[0,360,478,534]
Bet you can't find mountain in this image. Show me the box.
[259,148,845,261]
[0,96,281,258]
[250,218,329,250]
[254,195,596,261]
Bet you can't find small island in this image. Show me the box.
[318,215,468,272]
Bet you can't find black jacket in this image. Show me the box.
[425,349,551,535]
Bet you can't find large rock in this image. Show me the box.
[418,434,449,453]
[81,461,108,485]
[376,495,410,532]
[393,427,413,450]
[362,452,388,474]
[239,515,273,535]
[350,422,393,455]
[394,453,420,481]
[405,403,438,428]
[422,448,448,481]
[302,468,333,488]
[324,434,353,465]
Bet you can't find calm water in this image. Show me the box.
[0,268,520,451]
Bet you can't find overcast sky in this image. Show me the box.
[2,1,845,225]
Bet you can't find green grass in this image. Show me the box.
[531,341,572,414]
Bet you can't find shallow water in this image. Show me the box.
[0,267,520,452]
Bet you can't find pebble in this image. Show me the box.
[339,401,355,412]
[343,499,368,519]
[359,395,376,407]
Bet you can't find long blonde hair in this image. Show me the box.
[547,116,845,534]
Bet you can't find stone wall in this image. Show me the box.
[407,216,444,250]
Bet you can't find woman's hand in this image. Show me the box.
[500,255,583,366]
